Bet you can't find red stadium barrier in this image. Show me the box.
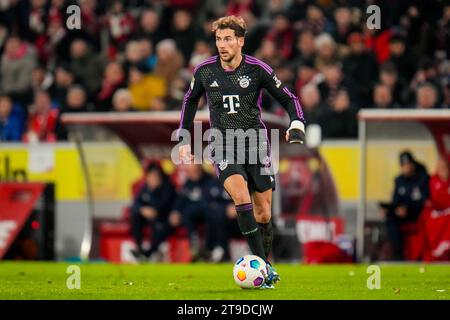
[0,183,46,259]
[296,214,353,263]
[421,206,450,261]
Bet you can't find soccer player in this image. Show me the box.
[176,16,305,288]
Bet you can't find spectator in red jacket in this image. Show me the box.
[264,12,294,60]
[96,61,126,111]
[429,157,450,210]
[105,1,136,53]
[23,90,58,143]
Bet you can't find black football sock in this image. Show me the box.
[235,203,267,262]
[258,219,273,258]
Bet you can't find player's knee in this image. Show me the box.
[231,191,251,205]
[254,204,271,223]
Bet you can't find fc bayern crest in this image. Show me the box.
[238,75,251,88]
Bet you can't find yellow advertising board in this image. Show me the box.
[0,143,141,201]
[0,141,438,203]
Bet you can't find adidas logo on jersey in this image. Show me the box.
[210,81,219,87]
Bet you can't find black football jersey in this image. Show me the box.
[177,54,304,141]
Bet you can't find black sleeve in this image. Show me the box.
[176,68,205,140]
[259,66,305,124]
[152,182,176,216]
[131,186,145,213]
[392,178,402,208]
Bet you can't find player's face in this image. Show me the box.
[215,28,244,62]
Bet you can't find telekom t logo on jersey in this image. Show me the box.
[223,95,240,114]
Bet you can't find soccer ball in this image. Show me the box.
[233,255,267,289]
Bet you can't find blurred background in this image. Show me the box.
[0,0,449,264]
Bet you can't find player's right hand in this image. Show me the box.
[179,144,194,163]
[286,120,305,144]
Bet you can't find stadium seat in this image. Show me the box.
[400,222,424,261]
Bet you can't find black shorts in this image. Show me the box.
[210,146,276,193]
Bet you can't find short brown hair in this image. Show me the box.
[212,16,247,37]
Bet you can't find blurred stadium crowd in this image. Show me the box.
[0,0,449,143]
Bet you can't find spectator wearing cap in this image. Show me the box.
[128,64,167,111]
[343,32,378,106]
[0,95,26,142]
[382,151,430,260]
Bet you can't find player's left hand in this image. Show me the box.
[285,120,305,144]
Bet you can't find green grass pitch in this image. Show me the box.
[0,262,449,300]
